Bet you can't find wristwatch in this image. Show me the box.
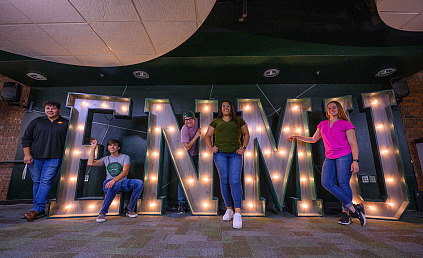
[353,159,359,163]
[242,146,247,150]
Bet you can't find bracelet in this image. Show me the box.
[242,146,247,150]
[353,159,359,163]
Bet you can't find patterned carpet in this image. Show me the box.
[0,204,422,257]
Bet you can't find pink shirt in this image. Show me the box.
[317,119,355,159]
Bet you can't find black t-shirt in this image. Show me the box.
[22,115,69,159]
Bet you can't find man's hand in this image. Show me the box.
[105,179,116,189]
[23,154,33,164]
[90,138,97,149]
[195,128,202,137]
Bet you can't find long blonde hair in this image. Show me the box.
[326,101,350,121]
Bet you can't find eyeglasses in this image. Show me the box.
[184,118,194,122]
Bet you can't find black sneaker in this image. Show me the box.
[353,204,366,226]
[350,203,365,218]
[338,212,352,225]
[178,203,186,214]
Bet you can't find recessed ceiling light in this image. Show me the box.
[26,72,47,80]
[263,69,280,78]
[133,71,149,79]
[375,68,397,77]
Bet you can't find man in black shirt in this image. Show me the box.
[21,100,68,221]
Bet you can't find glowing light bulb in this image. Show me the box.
[156,105,161,111]
[168,126,175,132]
[203,152,209,158]
[386,178,394,183]
[256,126,262,132]
[101,102,108,108]
[298,152,304,157]
[203,202,209,208]
[248,203,254,208]
[73,150,81,155]
[279,150,285,155]
[273,174,280,180]
[246,151,252,157]
[295,128,302,133]
[65,205,72,210]
[245,105,250,110]
[188,178,194,184]
[111,201,118,206]
[247,177,253,182]
[178,151,183,156]
[292,105,299,111]
[89,204,96,210]
[388,202,394,207]
[300,177,306,182]
[301,203,308,209]
[381,149,388,154]
[369,206,376,211]
[264,150,271,156]
[152,151,159,157]
[81,101,89,107]
[151,176,157,181]
[203,177,209,182]
[376,124,383,130]
[150,202,156,208]
[371,99,378,105]
[204,106,209,111]
[70,177,77,182]
[77,125,84,131]
[283,127,290,132]
[155,127,160,133]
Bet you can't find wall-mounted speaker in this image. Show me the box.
[1,82,22,102]
[390,77,410,99]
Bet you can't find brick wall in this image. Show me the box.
[402,72,423,190]
[0,75,30,200]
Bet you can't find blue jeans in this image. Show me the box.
[213,151,243,209]
[177,155,198,204]
[101,179,143,214]
[29,158,62,213]
[321,153,353,211]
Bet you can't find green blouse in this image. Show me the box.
[210,116,246,153]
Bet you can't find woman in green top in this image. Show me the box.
[205,100,250,229]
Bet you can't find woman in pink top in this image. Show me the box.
[288,101,366,226]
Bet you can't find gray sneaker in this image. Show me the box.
[126,211,138,218]
[96,213,106,223]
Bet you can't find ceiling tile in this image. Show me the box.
[144,21,198,55]
[402,13,423,31]
[76,55,122,67]
[0,36,29,56]
[90,22,155,55]
[117,54,157,66]
[9,0,84,23]
[377,0,423,13]
[196,0,216,21]
[39,23,112,55]
[32,55,84,66]
[133,0,196,21]
[0,0,32,24]
[0,24,70,56]
[70,0,139,22]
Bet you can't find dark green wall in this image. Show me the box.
[7,83,418,211]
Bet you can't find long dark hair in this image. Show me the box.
[217,100,239,126]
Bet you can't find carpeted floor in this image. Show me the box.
[0,204,422,257]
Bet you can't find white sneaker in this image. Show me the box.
[222,209,234,221]
[233,213,242,229]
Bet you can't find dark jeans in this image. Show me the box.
[321,153,354,211]
[100,179,143,214]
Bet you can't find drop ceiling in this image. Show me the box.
[0,0,422,87]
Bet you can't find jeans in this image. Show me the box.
[100,179,143,214]
[177,155,198,204]
[213,151,243,209]
[29,158,62,213]
[321,153,353,211]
